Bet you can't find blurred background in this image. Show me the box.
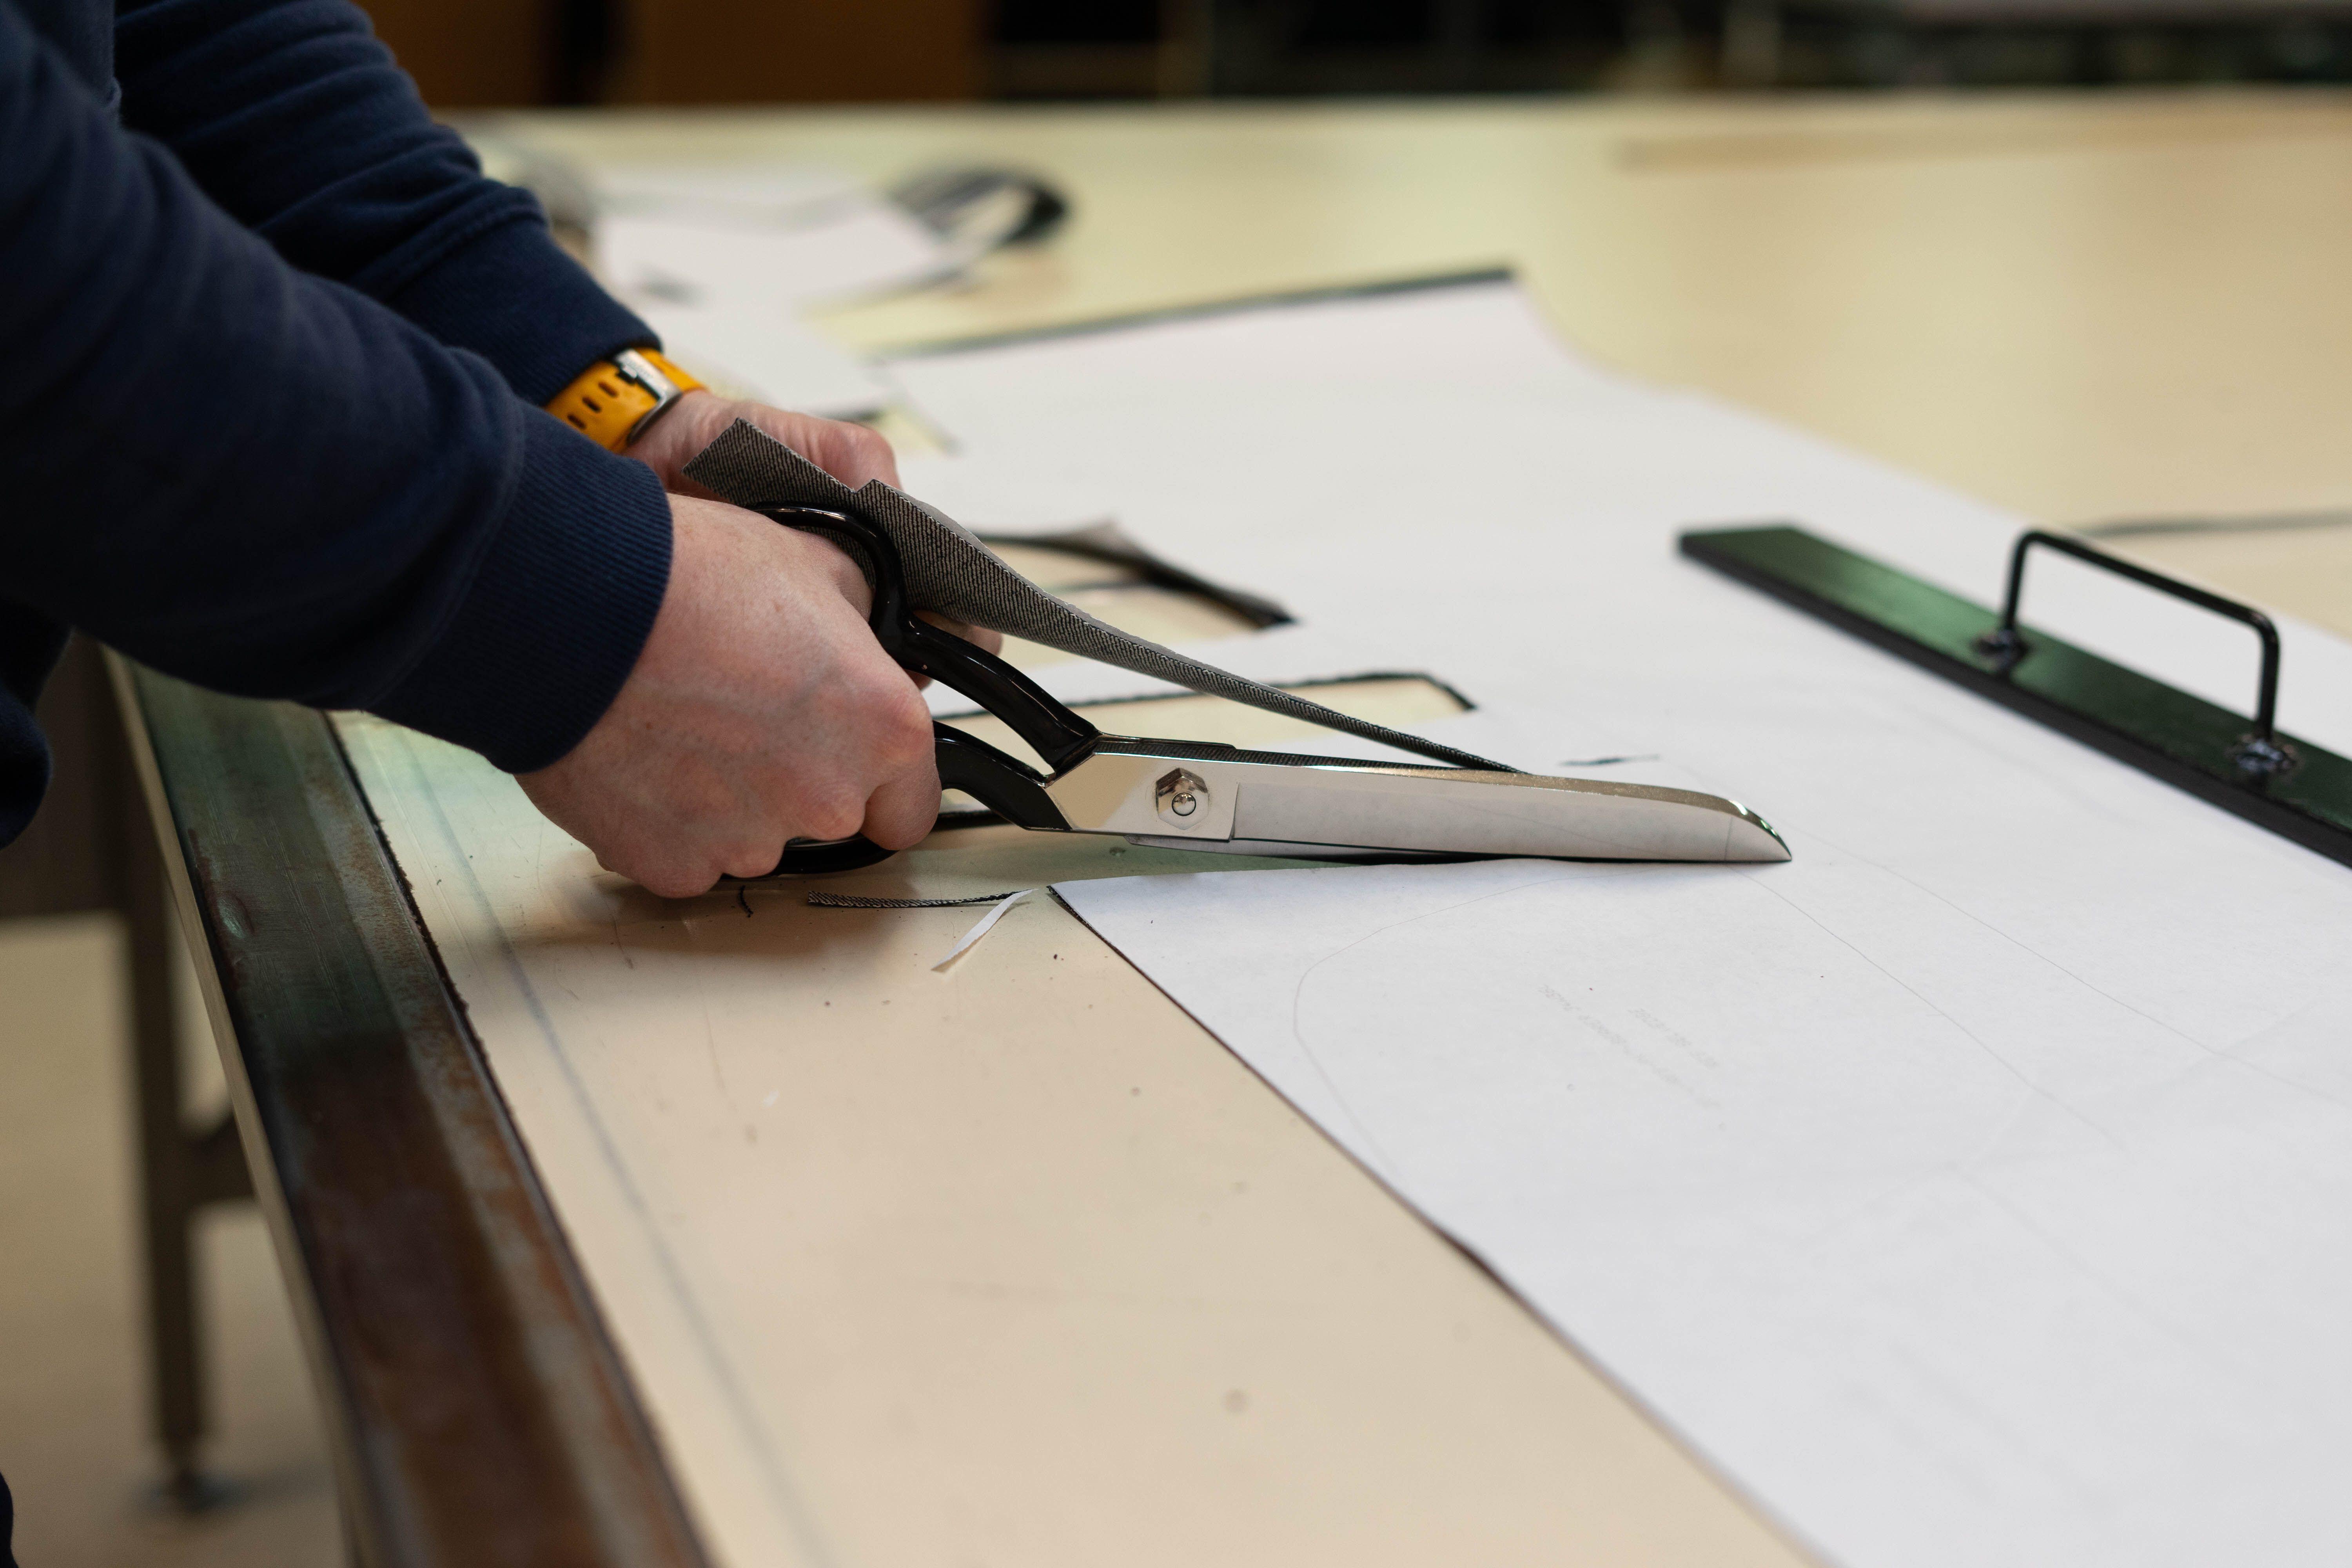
[374,0,2352,109]
[9,0,2352,1564]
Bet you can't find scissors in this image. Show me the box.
[758,505,1791,875]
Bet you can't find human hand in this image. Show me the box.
[517,492,940,898]
[627,389,900,496]
[624,390,1003,671]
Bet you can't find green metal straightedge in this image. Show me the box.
[1679,524,2352,871]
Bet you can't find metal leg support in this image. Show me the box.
[102,650,255,1508]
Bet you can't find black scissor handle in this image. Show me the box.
[764,834,896,875]
[759,723,1076,877]
[757,506,1099,770]
[747,505,1097,878]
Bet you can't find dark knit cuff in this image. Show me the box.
[383,213,655,405]
[373,412,671,773]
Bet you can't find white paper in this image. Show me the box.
[633,300,895,420]
[921,623,1409,719]
[589,162,869,222]
[589,164,951,418]
[342,269,2352,1566]
[599,205,951,315]
[883,278,2352,754]
[931,888,1036,970]
[880,275,2352,1564]
[891,451,1129,536]
[1058,682,2352,1567]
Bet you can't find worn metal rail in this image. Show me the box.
[112,660,708,1568]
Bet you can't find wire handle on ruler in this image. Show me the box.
[1971,529,2294,780]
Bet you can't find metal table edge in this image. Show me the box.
[109,655,710,1568]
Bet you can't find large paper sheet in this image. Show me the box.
[1058,686,2352,1566]
[883,277,2352,1564]
[632,299,894,420]
[880,278,2352,750]
[590,163,944,416]
[345,271,2352,1566]
[597,201,950,312]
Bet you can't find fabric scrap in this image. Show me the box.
[682,422,1507,772]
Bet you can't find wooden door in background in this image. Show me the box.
[357,0,981,107]
[360,0,559,105]
[618,0,982,102]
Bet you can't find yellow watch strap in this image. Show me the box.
[546,348,704,452]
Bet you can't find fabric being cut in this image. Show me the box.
[681,422,1508,771]
[807,890,1024,909]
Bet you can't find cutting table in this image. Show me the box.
[127,89,2352,1566]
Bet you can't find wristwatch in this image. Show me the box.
[546,348,704,452]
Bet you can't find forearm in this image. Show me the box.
[114,0,650,401]
[2,6,670,770]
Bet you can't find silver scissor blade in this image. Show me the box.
[1041,738,1790,864]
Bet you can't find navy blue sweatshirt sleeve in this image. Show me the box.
[0,0,672,843]
[113,0,652,403]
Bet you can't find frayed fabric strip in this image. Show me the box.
[808,890,1027,909]
[682,421,1506,773]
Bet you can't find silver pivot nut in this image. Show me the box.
[1154,768,1210,828]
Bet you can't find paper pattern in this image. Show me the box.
[929,277,2352,1566]
[341,270,2352,1567]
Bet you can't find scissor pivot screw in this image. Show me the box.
[1155,768,1209,827]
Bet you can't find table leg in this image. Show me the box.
[104,653,254,1508]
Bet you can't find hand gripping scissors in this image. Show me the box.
[757,505,1791,876]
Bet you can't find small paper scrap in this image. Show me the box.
[933,888,1036,971]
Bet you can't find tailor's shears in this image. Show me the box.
[758,506,1791,875]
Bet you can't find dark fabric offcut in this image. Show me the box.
[808,891,1025,908]
[683,423,1508,773]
